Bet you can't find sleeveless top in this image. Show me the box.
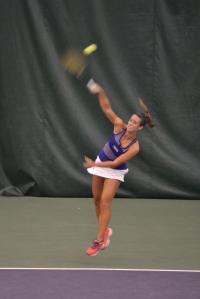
[98,129,138,170]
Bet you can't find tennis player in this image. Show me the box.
[83,82,153,256]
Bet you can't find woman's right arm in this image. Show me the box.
[88,82,125,132]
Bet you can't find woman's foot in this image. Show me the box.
[86,240,104,256]
[102,227,113,249]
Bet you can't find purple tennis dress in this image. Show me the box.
[87,129,138,182]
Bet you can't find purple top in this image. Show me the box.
[98,129,138,170]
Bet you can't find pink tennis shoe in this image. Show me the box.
[86,227,113,256]
[102,227,113,249]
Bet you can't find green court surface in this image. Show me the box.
[0,196,199,270]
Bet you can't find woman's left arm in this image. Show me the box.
[83,143,140,168]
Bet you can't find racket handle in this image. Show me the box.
[77,67,97,91]
[87,78,96,90]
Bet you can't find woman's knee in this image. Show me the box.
[93,193,101,205]
[100,198,112,211]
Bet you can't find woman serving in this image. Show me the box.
[83,82,154,256]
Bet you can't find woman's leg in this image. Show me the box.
[96,178,121,241]
[91,175,105,223]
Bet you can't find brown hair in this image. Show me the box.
[138,99,154,128]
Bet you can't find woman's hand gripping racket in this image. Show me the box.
[60,44,97,89]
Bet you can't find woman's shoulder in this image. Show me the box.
[129,139,140,151]
[113,128,126,136]
[113,118,127,134]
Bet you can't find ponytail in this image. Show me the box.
[139,99,154,128]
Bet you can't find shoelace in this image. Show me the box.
[92,240,103,248]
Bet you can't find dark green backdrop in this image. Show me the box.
[0,0,200,198]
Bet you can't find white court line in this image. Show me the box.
[0,268,200,272]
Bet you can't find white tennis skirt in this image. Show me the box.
[87,156,129,182]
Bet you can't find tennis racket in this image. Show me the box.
[61,48,86,76]
[60,44,97,88]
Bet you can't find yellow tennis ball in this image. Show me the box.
[83,44,98,55]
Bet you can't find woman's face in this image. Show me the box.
[127,114,143,133]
